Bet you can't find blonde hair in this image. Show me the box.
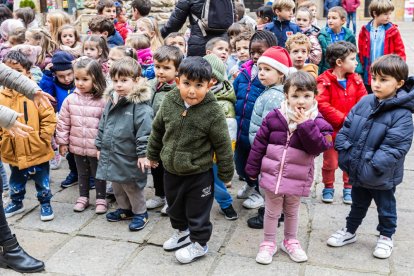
[125,33,151,50]
[273,0,295,11]
[368,0,394,17]
[285,33,311,52]
[136,17,163,52]
[28,28,58,65]
[47,10,71,42]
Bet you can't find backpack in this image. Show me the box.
[191,0,234,36]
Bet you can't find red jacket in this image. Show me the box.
[342,0,360,12]
[316,70,367,136]
[358,21,406,85]
[115,22,131,41]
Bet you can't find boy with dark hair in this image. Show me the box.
[131,0,151,20]
[96,0,130,41]
[146,56,234,264]
[96,0,116,20]
[88,15,124,48]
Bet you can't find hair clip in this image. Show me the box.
[114,1,121,7]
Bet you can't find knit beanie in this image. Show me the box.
[137,47,153,65]
[203,54,225,83]
[257,46,296,77]
[11,45,42,66]
[51,51,74,72]
[0,19,24,41]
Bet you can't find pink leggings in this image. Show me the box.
[263,190,301,242]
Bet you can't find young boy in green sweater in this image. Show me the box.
[146,57,234,264]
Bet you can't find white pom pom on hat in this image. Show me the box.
[258,46,297,77]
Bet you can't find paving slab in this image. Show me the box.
[4,198,39,225]
[304,265,387,275]
[390,240,414,271]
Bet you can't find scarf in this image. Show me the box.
[280,100,318,132]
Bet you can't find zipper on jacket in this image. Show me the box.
[275,132,293,194]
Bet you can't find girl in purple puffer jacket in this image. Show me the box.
[246,71,333,264]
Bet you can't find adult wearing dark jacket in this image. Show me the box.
[160,0,230,57]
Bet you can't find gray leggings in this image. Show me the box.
[74,154,106,199]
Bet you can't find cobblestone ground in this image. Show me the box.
[1,21,414,276]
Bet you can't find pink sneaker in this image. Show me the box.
[73,197,89,212]
[95,199,108,214]
[255,241,277,265]
[281,239,308,262]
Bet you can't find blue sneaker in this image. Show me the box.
[5,201,24,218]
[322,188,334,203]
[89,177,95,190]
[40,203,54,221]
[343,189,352,205]
[129,212,149,231]
[106,208,134,222]
[61,172,78,188]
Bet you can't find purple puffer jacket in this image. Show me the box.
[245,109,333,197]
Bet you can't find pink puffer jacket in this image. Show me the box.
[56,90,106,157]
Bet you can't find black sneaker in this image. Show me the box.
[247,207,264,229]
[219,205,238,220]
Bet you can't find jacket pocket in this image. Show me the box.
[173,151,200,174]
[359,151,392,187]
[337,142,352,174]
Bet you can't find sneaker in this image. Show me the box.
[256,241,277,265]
[163,229,191,251]
[49,152,61,170]
[237,184,254,199]
[160,202,168,216]
[89,177,95,190]
[247,207,264,229]
[278,213,284,228]
[327,228,356,247]
[106,208,134,222]
[280,239,308,262]
[95,199,107,214]
[146,196,165,209]
[175,242,208,264]
[5,201,24,218]
[373,235,393,259]
[73,196,89,212]
[322,188,334,203]
[61,172,78,188]
[242,192,264,209]
[106,182,114,195]
[129,212,149,231]
[219,205,238,220]
[343,188,352,205]
[40,203,54,221]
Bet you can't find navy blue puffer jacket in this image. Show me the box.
[335,77,414,190]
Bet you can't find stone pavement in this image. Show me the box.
[1,21,414,276]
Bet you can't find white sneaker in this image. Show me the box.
[163,229,191,251]
[242,192,264,209]
[161,202,168,215]
[327,228,356,247]
[373,235,393,259]
[146,196,165,209]
[49,152,61,170]
[237,184,254,199]
[280,239,308,262]
[255,241,277,265]
[175,242,208,264]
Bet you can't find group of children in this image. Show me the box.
[0,0,411,266]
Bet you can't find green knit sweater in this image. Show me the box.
[147,88,234,183]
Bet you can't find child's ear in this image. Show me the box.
[396,79,405,90]
[206,49,212,55]
[336,58,343,67]
[207,80,214,89]
[175,76,180,85]
[102,31,109,38]
[149,31,155,38]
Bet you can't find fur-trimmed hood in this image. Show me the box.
[104,78,152,104]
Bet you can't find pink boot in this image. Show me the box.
[73,197,89,212]
[95,199,108,214]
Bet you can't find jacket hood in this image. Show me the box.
[320,26,353,39]
[211,80,236,103]
[375,76,414,113]
[104,78,152,104]
[364,20,396,33]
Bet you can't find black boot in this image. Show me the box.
[247,207,265,229]
[0,235,44,273]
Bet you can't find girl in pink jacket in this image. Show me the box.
[56,58,108,214]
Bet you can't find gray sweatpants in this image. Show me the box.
[112,182,146,214]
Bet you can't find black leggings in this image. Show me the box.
[0,176,13,243]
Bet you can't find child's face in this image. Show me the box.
[176,75,213,106]
[108,49,125,68]
[327,12,346,31]
[136,23,154,39]
[112,75,139,97]
[235,39,250,62]
[74,68,93,94]
[154,59,177,83]
[275,7,294,21]
[206,41,229,63]
[374,11,392,26]
[250,40,269,65]
[286,86,315,112]
[92,31,108,38]
[55,69,74,86]
[165,36,187,55]
[102,6,116,20]
[309,6,317,18]
[61,29,76,47]
[289,43,310,69]
[337,52,358,74]
[258,64,284,86]
[4,60,30,77]
[295,11,311,30]
[25,32,40,46]
[229,35,236,51]
[83,42,102,59]
[371,74,404,100]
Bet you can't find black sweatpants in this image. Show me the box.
[164,169,214,245]
[151,160,165,198]
[67,152,77,174]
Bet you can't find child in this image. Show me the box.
[135,17,163,52]
[295,7,322,65]
[203,54,238,220]
[14,7,38,29]
[264,0,301,48]
[342,0,360,34]
[0,19,25,61]
[255,5,273,31]
[205,37,229,64]
[246,71,333,264]
[285,33,318,78]
[146,45,183,214]
[164,32,187,56]
[57,24,82,58]
[11,44,43,83]
[318,6,360,74]
[327,54,413,259]
[107,46,137,74]
[0,51,57,221]
[131,0,151,21]
[45,10,71,43]
[97,57,152,231]
[146,57,234,263]
[114,1,132,41]
[229,33,251,80]
[56,58,107,214]
[316,41,367,204]
[96,0,116,21]
[358,0,406,93]
[233,30,277,211]
[88,15,124,48]
[235,2,256,31]
[227,23,245,73]
[25,28,58,71]
[82,35,110,74]
[298,1,319,27]
[126,33,155,80]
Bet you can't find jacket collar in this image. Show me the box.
[373,77,414,113]
[365,20,394,32]
[104,78,152,105]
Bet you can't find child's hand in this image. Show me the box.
[137,157,147,173]
[292,107,310,124]
[45,63,53,71]
[59,145,68,157]
[149,160,159,168]
[97,151,100,160]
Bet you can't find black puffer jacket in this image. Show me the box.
[160,0,228,57]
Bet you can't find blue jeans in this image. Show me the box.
[346,186,397,238]
[346,12,357,34]
[9,162,52,204]
[213,164,232,209]
[0,160,8,191]
[234,142,259,190]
